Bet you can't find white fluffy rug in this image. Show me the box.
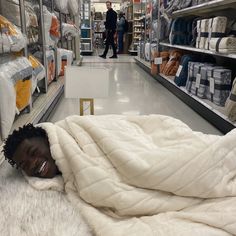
[0,160,92,236]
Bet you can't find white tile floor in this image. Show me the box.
[49,54,222,135]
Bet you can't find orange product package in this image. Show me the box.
[50,15,60,38]
[15,78,32,111]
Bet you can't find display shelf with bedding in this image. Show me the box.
[80,0,93,55]
[135,0,236,134]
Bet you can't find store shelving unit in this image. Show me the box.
[0,0,81,141]
[81,0,93,55]
[135,0,236,134]
[129,1,143,55]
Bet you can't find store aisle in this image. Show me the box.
[50,55,221,135]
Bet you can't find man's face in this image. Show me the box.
[106,2,111,10]
[12,137,59,178]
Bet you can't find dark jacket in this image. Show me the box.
[105,8,117,31]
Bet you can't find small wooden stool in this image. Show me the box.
[80,98,94,116]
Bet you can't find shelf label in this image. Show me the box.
[210,77,215,94]
[196,74,201,88]
[154,57,162,65]
[176,65,183,77]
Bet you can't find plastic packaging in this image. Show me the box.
[0,15,27,53]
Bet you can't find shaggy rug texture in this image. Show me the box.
[0,160,92,236]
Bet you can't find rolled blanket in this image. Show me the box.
[225,78,236,121]
[151,51,159,75]
[209,37,236,53]
[159,51,169,73]
[206,68,232,106]
[162,50,182,76]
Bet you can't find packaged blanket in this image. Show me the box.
[209,37,236,54]
[169,18,187,45]
[162,50,182,76]
[174,55,200,87]
[186,62,204,92]
[62,23,79,38]
[0,57,32,140]
[68,0,79,16]
[15,78,32,111]
[151,50,159,75]
[196,19,209,49]
[195,64,218,99]
[159,51,169,73]
[145,42,151,61]
[225,77,236,121]
[0,0,30,27]
[29,55,46,94]
[208,16,227,51]
[34,50,55,84]
[56,48,73,76]
[25,114,236,236]
[54,0,69,14]
[0,15,27,53]
[206,68,232,106]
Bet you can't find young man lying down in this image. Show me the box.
[2,114,236,236]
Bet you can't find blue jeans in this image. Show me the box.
[118,31,124,53]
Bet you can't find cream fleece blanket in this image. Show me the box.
[27,115,236,236]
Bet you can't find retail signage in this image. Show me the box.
[154,57,162,65]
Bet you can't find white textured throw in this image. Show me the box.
[210,37,236,53]
[26,115,236,236]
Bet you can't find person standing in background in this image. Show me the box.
[99,1,118,59]
[117,12,125,54]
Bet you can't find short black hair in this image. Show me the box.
[2,124,48,168]
[106,1,111,5]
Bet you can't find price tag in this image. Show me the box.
[196,74,201,89]
[176,65,183,77]
[154,57,162,65]
[210,77,215,94]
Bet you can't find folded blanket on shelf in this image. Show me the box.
[195,64,216,98]
[225,78,236,121]
[186,62,204,92]
[206,68,232,107]
[162,50,182,76]
[196,19,209,49]
[209,37,236,53]
[174,55,200,87]
[169,18,187,45]
[151,50,159,75]
[159,51,170,73]
[26,114,236,236]
[57,48,73,76]
[208,16,228,51]
[0,15,27,54]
